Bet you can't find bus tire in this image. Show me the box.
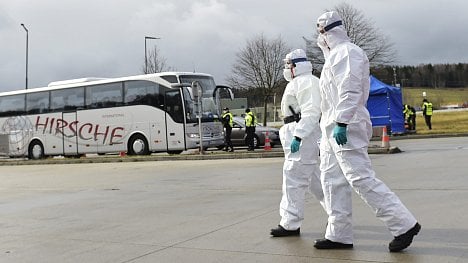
[127,134,150,156]
[28,140,45,160]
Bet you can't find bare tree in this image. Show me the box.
[227,34,289,125]
[304,2,396,71]
[142,45,171,74]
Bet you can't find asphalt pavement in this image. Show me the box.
[0,136,467,262]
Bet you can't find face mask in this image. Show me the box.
[283,68,293,82]
[317,33,329,49]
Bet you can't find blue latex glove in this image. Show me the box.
[333,125,347,145]
[290,137,301,153]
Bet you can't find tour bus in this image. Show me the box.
[0,72,232,159]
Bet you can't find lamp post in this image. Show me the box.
[144,36,160,74]
[393,67,397,86]
[20,23,29,90]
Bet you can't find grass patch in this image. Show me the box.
[415,110,468,134]
[402,87,468,109]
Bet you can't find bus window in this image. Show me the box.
[160,75,178,83]
[86,83,123,109]
[51,87,85,112]
[165,90,184,123]
[0,94,26,117]
[182,88,196,122]
[179,75,218,120]
[26,91,50,114]
[124,80,164,109]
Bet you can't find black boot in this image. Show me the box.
[389,222,421,252]
[314,239,353,249]
[270,225,300,237]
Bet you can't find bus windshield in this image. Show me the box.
[179,75,218,123]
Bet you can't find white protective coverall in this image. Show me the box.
[317,11,417,244]
[278,49,325,230]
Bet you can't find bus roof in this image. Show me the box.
[47,78,108,87]
[155,72,213,78]
[0,72,215,97]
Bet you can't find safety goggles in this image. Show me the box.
[284,57,308,68]
[317,20,342,34]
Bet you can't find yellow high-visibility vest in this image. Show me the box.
[222,112,233,127]
[245,112,256,127]
[423,102,433,116]
[403,105,414,118]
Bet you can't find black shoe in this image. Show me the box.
[229,148,234,152]
[389,222,421,252]
[223,148,229,152]
[314,239,353,249]
[270,225,300,237]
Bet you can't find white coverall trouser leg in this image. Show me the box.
[321,146,417,244]
[279,123,325,230]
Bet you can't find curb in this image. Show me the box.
[0,150,285,166]
[0,145,400,166]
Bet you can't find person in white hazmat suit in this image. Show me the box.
[270,49,326,237]
[313,11,421,252]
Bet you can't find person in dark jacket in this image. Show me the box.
[244,108,256,151]
[422,99,433,130]
[221,107,234,152]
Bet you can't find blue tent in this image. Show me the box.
[367,76,404,134]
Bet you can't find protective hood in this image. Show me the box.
[316,11,350,50]
[294,61,313,77]
[284,49,313,78]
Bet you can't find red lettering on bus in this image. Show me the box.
[34,116,125,145]
[35,116,49,133]
[110,127,124,144]
[79,123,93,140]
[49,118,55,134]
[94,125,109,144]
[55,119,68,136]
[69,120,78,136]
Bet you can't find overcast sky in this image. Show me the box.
[1,0,467,92]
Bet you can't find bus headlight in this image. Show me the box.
[187,133,200,138]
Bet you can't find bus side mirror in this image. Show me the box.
[213,85,234,117]
[213,85,234,100]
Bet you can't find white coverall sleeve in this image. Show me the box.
[293,77,321,139]
[332,47,366,124]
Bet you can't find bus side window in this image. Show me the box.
[0,94,26,117]
[124,80,163,110]
[86,83,122,109]
[26,91,49,115]
[51,87,84,112]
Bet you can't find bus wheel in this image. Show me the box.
[28,140,45,160]
[128,134,150,155]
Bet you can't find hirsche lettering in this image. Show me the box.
[35,116,124,145]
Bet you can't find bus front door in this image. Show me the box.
[165,90,186,152]
[62,111,79,156]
